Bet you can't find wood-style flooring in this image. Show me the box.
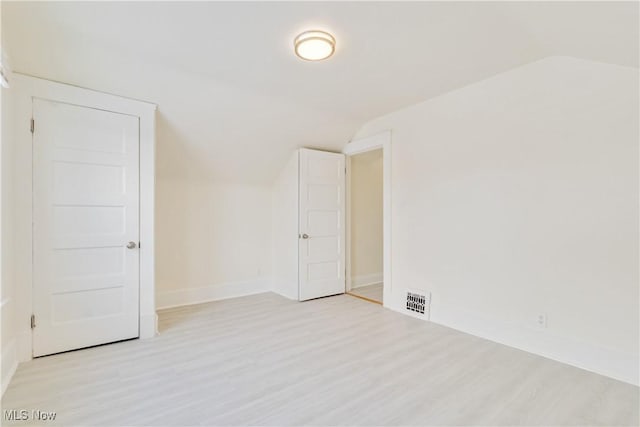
[349,283,383,303]
[2,292,638,426]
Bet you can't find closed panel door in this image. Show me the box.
[299,149,346,301]
[33,98,140,357]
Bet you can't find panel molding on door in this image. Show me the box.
[298,148,346,301]
[32,98,140,357]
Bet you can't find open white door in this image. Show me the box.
[298,148,346,301]
[32,98,140,357]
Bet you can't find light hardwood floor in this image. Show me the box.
[2,292,638,426]
[349,283,383,303]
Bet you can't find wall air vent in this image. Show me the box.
[406,290,430,318]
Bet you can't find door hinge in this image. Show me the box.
[30,314,36,329]
[30,118,35,134]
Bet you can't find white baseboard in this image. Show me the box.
[270,279,299,301]
[1,338,18,397]
[351,273,383,288]
[156,279,270,310]
[425,301,639,386]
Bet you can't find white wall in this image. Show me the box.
[350,149,383,287]
[353,56,639,385]
[155,178,272,308]
[271,151,299,300]
[0,15,18,393]
[1,53,18,397]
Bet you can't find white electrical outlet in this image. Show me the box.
[536,313,547,329]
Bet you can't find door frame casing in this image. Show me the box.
[343,131,392,306]
[8,73,157,362]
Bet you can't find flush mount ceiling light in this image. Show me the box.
[294,30,336,61]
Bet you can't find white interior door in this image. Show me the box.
[32,98,140,357]
[298,148,346,301]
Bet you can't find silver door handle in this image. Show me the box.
[127,241,137,249]
[301,234,309,239]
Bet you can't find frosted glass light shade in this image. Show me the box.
[294,30,336,61]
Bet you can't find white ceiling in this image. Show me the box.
[3,1,638,183]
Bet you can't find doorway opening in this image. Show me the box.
[346,148,383,305]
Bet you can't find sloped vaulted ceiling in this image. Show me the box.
[2,1,638,183]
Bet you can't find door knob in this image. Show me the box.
[301,234,309,239]
[126,241,137,249]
